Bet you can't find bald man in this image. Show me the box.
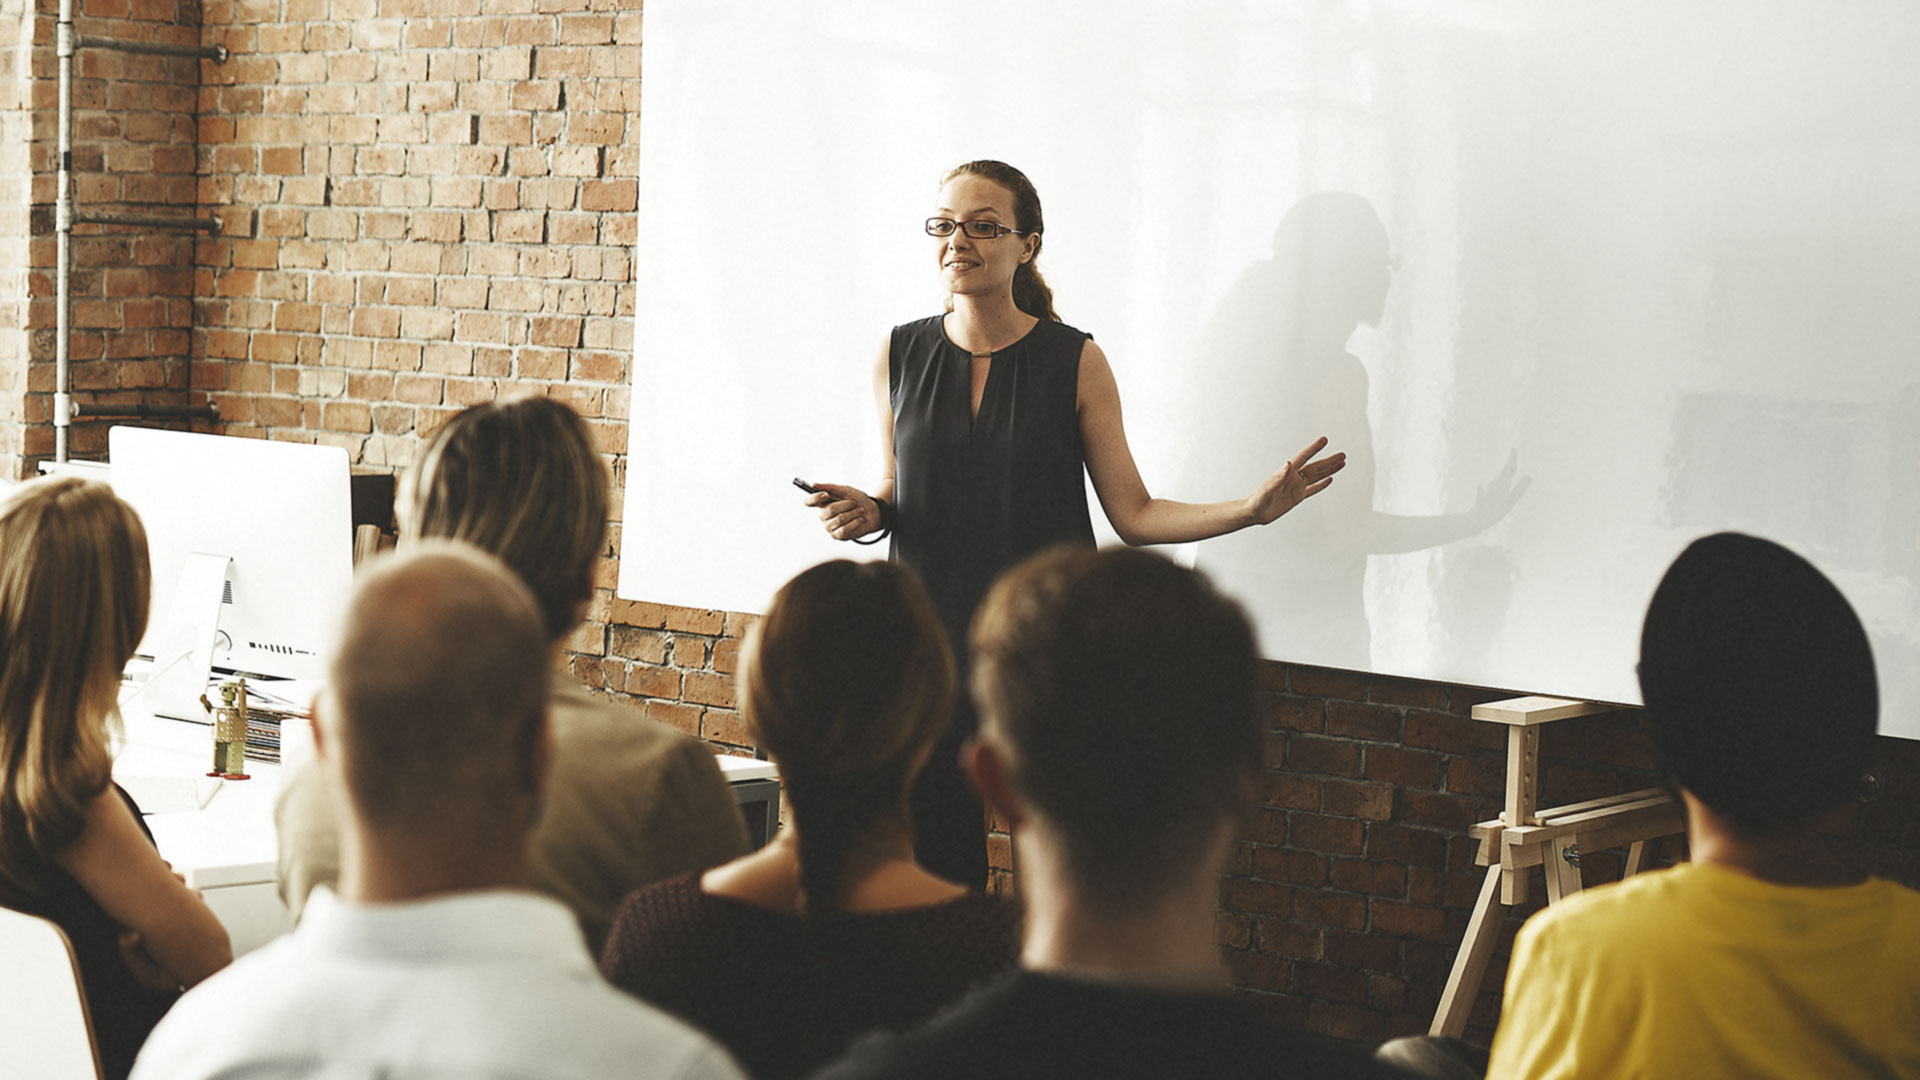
[133,545,743,1080]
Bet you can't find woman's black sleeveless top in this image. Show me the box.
[889,315,1097,658]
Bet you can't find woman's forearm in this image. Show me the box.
[1109,496,1255,547]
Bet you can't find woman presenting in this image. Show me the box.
[805,160,1345,888]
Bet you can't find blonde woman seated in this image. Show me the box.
[601,560,1021,1080]
[0,478,231,1079]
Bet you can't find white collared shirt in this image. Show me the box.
[131,887,745,1080]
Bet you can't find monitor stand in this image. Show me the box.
[140,551,231,723]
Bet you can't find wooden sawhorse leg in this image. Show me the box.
[1430,865,1505,1038]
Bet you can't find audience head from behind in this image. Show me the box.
[0,477,150,881]
[134,552,748,1080]
[276,393,749,948]
[1638,531,1877,836]
[1474,537,1916,1080]
[744,558,955,912]
[968,545,1259,918]
[807,548,1396,1080]
[319,542,552,898]
[399,395,609,643]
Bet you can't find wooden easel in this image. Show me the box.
[1428,696,1686,1038]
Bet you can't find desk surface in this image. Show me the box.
[115,694,779,889]
[113,699,285,890]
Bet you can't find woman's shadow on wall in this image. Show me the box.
[1182,192,1526,671]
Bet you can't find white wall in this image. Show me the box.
[622,0,1920,740]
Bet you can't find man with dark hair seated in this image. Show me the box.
[1486,533,1920,1078]
[814,547,1391,1079]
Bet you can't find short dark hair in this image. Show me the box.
[1638,532,1877,832]
[400,396,609,643]
[970,546,1258,907]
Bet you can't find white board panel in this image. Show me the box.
[621,0,1920,741]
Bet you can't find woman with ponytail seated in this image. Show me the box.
[599,560,1020,1080]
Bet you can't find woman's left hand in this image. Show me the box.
[1244,436,1346,525]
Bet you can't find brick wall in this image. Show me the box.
[189,0,638,473]
[3,0,1918,1052]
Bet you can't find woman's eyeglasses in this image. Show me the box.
[925,217,1029,240]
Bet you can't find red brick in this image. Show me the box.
[1287,736,1363,778]
[1369,675,1452,710]
[1252,847,1326,887]
[1238,808,1288,847]
[642,700,700,738]
[1445,754,1505,796]
[1290,665,1369,701]
[321,402,371,432]
[580,178,636,211]
[1264,694,1325,733]
[609,626,667,664]
[1256,771,1320,811]
[663,606,725,635]
[1404,710,1504,754]
[1253,918,1324,961]
[1367,745,1446,789]
[1327,701,1401,741]
[1399,790,1487,831]
[1323,779,1395,820]
[609,599,670,628]
[700,709,751,748]
[1294,962,1369,1004]
[1218,877,1290,917]
[1369,974,1409,1013]
[1326,929,1403,972]
[1367,824,1449,869]
[1291,889,1367,930]
[1216,911,1253,950]
[1224,951,1290,995]
[1289,813,1365,855]
[682,672,736,709]
[1370,900,1451,943]
[622,665,680,699]
[1329,857,1407,898]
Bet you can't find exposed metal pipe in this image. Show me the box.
[72,402,220,420]
[73,36,226,61]
[54,0,74,462]
[51,3,227,463]
[73,209,219,231]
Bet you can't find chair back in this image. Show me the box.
[0,905,103,1080]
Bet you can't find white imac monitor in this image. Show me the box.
[109,427,354,719]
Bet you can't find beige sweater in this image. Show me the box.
[275,677,752,951]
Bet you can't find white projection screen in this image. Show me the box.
[621,1,1920,741]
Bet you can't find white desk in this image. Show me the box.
[113,697,293,956]
[114,695,783,957]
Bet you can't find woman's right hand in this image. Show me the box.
[806,482,883,542]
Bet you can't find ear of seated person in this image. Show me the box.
[598,560,1022,1080]
[1478,534,1920,1080]
[273,398,750,953]
[131,545,747,1080]
[810,547,1399,1080]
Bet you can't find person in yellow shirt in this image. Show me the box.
[1485,532,1920,1080]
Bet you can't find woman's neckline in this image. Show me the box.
[940,311,1040,356]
